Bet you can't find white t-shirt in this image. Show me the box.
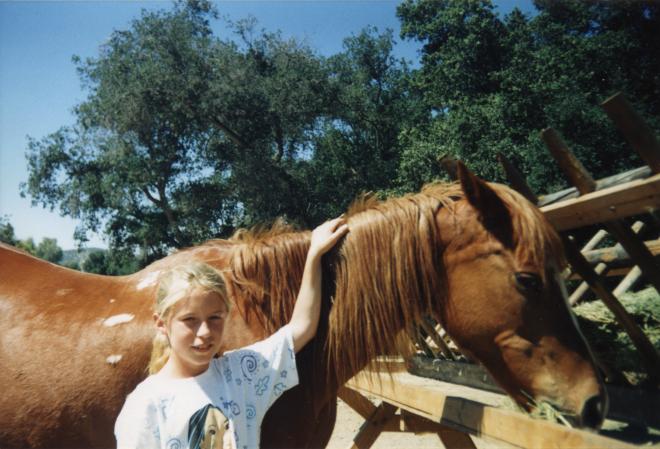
[115,325,299,449]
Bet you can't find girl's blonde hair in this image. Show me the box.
[148,261,231,374]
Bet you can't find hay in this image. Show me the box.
[574,286,660,384]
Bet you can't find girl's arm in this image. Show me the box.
[289,217,348,353]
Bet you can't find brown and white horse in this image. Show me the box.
[0,164,606,448]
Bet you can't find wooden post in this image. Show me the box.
[601,93,660,173]
[497,152,539,204]
[568,222,645,305]
[613,266,642,297]
[541,128,596,194]
[346,402,397,449]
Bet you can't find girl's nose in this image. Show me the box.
[197,320,212,337]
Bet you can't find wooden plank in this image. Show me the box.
[601,93,660,173]
[407,355,660,429]
[347,372,636,449]
[540,174,660,231]
[538,166,651,207]
[581,240,658,267]
[541,128,597,194]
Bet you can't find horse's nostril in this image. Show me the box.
[580,394,606,429]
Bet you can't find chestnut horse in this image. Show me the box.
[0,165,606,448]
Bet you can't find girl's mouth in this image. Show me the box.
[192,344,213,352]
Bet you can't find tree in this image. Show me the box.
[82,250,109,274]
[0,216,17,245]
[396,0,659,194]
[35,237,63,263]
[23,1,233,263]
[301,27,426,221]
[21,2,338,260]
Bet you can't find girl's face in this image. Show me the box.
[156,286,229,378]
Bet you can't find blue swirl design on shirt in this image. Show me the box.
[235,378,242,386]
[280,370,288,378]
[166,438,182,449]
[246,404,256,420]
[222,400,241,416]
[273,382,287,397]
[262,359,269,369]
[223,366,232,383]
[255,375,270,396]
[241,354,258,381]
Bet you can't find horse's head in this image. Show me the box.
[437,162,606,428]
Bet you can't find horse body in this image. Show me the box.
[1,166,606,448]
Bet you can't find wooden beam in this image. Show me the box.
[338,386,376,420]
[567,267,629,280]
[346,372,636,449]
[347,401,397,449]
[540,173,660,231]
[613,266,643,297]
[538,166,651,207]
[406,355,660,429]
[541,128,597,194]
[601,93,660,173]
[581,239,658,267]
[604,220,660,294]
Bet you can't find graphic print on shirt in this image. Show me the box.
[188,404,230,449]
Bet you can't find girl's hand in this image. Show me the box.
[308,216,348,259]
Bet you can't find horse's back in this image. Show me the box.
[0,244,155,447]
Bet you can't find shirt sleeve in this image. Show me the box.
[223,324,299,414]
[114,390,161,449]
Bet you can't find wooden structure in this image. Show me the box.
[339,370,636,449]
[339,93,660,448]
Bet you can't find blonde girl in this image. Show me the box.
[114,217,348,449]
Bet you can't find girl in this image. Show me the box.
[115,217,348,449]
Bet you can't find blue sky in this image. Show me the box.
[0,0,535,250]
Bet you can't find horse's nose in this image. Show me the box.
[580,393,607,429]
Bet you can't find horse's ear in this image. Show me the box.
[457,161,514,249]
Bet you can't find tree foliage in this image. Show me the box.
[22,0,660,263]
[396,0,659,193]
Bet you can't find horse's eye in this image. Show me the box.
[515,272,543,293]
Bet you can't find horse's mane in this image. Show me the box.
[226,219,311,333]
[213,182,564,384]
